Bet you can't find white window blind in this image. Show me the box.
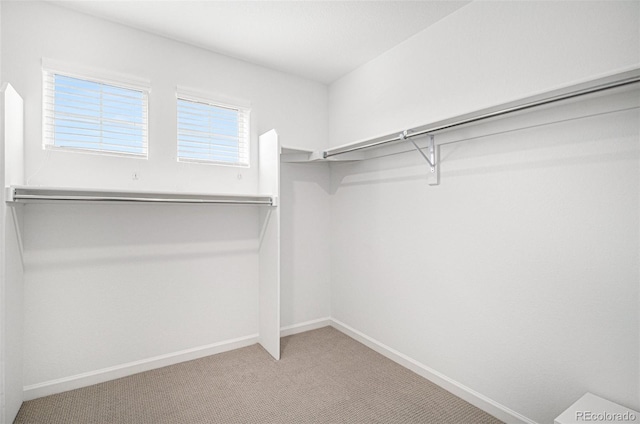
[177,96,250,167]
[43,70,148,157]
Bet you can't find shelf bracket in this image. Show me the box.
[401,131,435,169]
[401,132,438,184]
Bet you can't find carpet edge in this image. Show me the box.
[330,318,538,424]
[23,333,259,401]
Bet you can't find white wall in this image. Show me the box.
[280,163,332,328]
[329,2,640,423]
[23,202,259,387]
[0,5,5,419]
[330,0,640,148]
[2,1,331,394]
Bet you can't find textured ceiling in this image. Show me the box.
[51,1,471,84]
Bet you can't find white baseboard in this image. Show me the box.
[23,317,333,401]
[23,317,537,424]
[23,333,259,401]
[280,317,331,337]
[330,318,538,424]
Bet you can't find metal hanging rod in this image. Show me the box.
[6,186,275,206]
[323,68,640,159]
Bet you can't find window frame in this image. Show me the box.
[176,88,251,168]
[42,59,151,159]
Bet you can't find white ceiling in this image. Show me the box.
[50,1,471,84]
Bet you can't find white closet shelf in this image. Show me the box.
[5,186,276,206]
[280,145,363,163]
[323,67,640,160]
[280,67,640,166]
[280,146,329,163]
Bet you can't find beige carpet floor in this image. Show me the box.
[15,327,502,423]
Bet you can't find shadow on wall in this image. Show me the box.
[22,202,262,271]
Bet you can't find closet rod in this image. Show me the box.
[323,68,640,159]
[11,194,273,205]
[6,187,274,205]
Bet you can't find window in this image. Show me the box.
[43,67,149,157]
[177,94,250,167]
